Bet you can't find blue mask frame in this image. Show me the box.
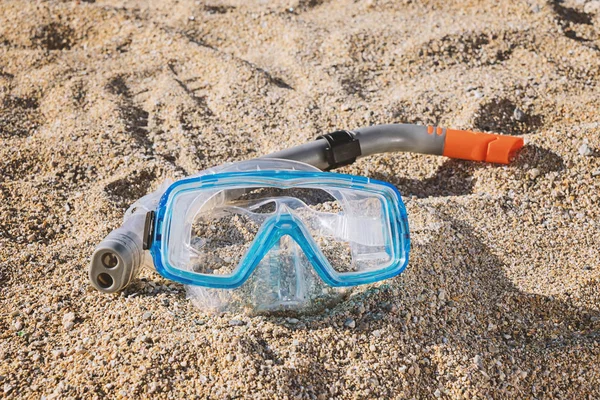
[150,170,410,289]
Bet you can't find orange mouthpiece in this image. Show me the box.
[441,128,524,164]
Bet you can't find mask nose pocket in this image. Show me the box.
[250,234,312,310]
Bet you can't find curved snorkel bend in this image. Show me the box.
[89,123,524,294]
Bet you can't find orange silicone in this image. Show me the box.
[442,128,524,164]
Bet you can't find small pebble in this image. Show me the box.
[62,312,76,330]
[409,364,420,376]
[578,143,593,156]
[513,108,526,121]
[13,320,23,331]
[529,168,541,179]
[344,318,356,329]
[52,349,64,359]
[363,0,376,9]
[229,319,244,326]
[148,382,159,393]
[142,312,152,320]
[438,289,446,301]
[584,1,600,13]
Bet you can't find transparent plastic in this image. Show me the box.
[149,159,410,314]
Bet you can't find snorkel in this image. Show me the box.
[89,123,523,310]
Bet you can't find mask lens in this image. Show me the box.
[158,172,407,289]
[188,208,261,276]
[295,188,393,274]
[173,186,394,277]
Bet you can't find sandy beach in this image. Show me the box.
[1,0,600,398]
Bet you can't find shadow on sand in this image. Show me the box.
[122,144,597,396]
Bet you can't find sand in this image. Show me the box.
[1,0,600,398]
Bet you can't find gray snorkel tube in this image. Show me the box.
[266,124,446,170]
[89,123,523,293]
